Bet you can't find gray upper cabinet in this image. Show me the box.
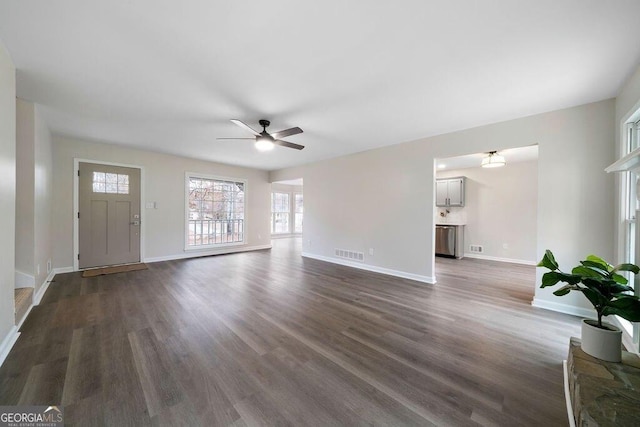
[435,177,465,207]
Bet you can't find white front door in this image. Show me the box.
[78,162,141,269]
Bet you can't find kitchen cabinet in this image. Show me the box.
[436,177,465,207]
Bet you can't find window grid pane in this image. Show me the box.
[188,176,245,246]
[92,172,130,194]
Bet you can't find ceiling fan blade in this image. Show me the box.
[216,137,255,140]
[271,127,303,139]
[273,139,304,150]
[230,119,260,136]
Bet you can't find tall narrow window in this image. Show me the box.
[620,119,640,336]
[271,192,290,234]
[294,193,303,233]
[186,174,245,248]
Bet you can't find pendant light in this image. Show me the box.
[481,151,506,168]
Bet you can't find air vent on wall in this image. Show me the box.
[469,245,483,253]
[335,248,365,262]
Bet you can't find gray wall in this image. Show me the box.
[0,41,16,344]
[52,136,272,268]
[272,99,615,314]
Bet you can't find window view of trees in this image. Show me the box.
[271,192,290,234]
[295,193,303,233]
[188,176,244,246]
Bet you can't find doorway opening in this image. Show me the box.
[434,145,539,297]
[270,178,303,239]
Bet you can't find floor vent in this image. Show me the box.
[335,248,365,262]
[469,245,484,253]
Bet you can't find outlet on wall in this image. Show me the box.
[503,243,509,250]
[36,264,40,276]
[369,248,374,256]
[47,259,52,274]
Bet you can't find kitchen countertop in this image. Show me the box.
[435,222,466,226]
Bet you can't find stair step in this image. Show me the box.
[15,288,33,325]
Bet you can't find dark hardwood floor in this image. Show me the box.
[0,238,580,426]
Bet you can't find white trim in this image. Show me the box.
[562,360,576,427]
[270,233,302,239]
[462,253,536,265]
[301,252,436,284]
[531,297,596,318]
[14,270,34,288]
[145,244,271,263]
[33,268,59,305]
[73,158,145,271]
[0,326,19,368]
[184,172,248,251]
[53,266,73,274]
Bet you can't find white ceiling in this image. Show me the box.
[436,145,538,171]
[1,1,639,171]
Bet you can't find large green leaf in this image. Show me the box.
[541,272,561,287]
[581,287,606,309]
[552,285,573,296]
[603,296,640,322]
[580,260,610,276]
[609,284,635,294]
[537,250,559,270]
[611,272,629,285]
[572,265,606,279]
[585,255,612,272]
[613,263,640,274]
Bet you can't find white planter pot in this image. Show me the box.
[581,319,622,362]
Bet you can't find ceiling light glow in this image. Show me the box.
[255,137,275,151]
[481,151,506,168]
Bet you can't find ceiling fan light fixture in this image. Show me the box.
[255,137,275,151]
[481,151,506,168]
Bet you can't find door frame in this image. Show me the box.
[73,158,146,271]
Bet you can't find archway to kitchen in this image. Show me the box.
[433,145,539,299]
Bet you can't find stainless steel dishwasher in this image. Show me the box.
[435,225,456,257]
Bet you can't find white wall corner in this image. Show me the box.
[301,252,436,284]
[14,270,34,288]
[531,297,595,319]
[0,326,19,368]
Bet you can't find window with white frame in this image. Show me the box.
[271,192,290,234]
[620,119,640,336]
[186,174,245,247]
[294,193,303,233]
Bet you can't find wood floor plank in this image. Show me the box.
[0,238,582,425]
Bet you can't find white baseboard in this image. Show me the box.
[34,269,59,306]
[0,326,20,368]
[271,234,302,239]
[14,270,34,288]
[54,267,74,274]
[301,252,436,284]
[463,253,536,266]
[531,297,595,318]
[144,244,273,264]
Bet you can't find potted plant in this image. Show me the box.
[538,250,640,362]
